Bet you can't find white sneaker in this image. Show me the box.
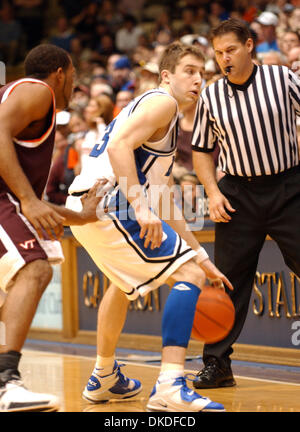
[146,376,225,412]
[0,378,59,412]
[82,361,142,403]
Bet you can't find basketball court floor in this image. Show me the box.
[21,342,300,413]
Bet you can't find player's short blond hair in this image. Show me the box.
[158,41,205,83]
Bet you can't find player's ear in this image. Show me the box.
[161,69,171,84]
[55,67,65,84]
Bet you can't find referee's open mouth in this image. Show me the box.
[225,66,233,74]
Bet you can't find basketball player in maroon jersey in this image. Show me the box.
[0,44,100,412]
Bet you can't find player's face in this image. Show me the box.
[168,55,203,108]
[213,32,253,84]
[59,61,75,110]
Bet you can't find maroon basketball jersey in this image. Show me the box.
[0,78,56,199]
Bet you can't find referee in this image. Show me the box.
[192,18,300,389]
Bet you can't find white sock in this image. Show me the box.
[158,363,184,383]
[95,355,115,376]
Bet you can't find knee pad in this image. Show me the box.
[162,282,200,348]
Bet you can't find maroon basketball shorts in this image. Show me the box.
[0,193,63,291]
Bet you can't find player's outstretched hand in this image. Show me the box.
[80,180,107,223]
[200,258,234,291]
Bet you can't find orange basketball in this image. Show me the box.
[191,286,235,344]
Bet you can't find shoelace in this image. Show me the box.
[115,363,129,385]
[195,362,219,378]
[174,375,207,399]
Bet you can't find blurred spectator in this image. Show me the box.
[178,172,209,226]
[173,100,197,182]
[288,7,300,32]
[50,16,75,52]
[262,50,285,65]
[0,2,21,65]
[90,81,114,99]
[111,56,135,93]
[135,62,159,96]
[241,0,259,23]
[118,0,146,20]
[13,0,45,50]
[46,129,78,205]
[155,29,174,46]
[209,1,230,27]
[193,6,211,36]
[193,36,215,59]
[280,29,300,60]
[115,14,144,54]
[106,53,122,76]
[71,1,99,48]
[132,39,154,67]
[68,111,88,138]
[287,45,300,68]
[69,82,90,111]
[99,0,122,31]
[113,90,133,117]
[150,44,166,65]
[150,8,173,43]
[80,94,114,170]
[93,33,116,64]
[256,11,280,55]
[177,7,197,37]
[203,59,220,85]
[249,20,265,47]
[66,110,88,176]
[59,0,86,20]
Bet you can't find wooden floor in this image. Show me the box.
[20,349,300,413]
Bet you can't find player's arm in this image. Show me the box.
[107,95,177,249]
[192,151,235,223]
[0,83,65,239]
[45,181,103,226]
[163,175,233,290]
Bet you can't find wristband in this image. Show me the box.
[195,246,209,263]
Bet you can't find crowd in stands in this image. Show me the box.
[0,0,299,221]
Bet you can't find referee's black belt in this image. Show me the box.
[226,165,300,185]
[70,189,90,197]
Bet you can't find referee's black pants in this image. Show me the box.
[203,166,300,368]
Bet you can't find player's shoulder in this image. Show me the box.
[0,78,54,121]
[134,89,177,116]
[7,78,53,101]
[139,88,176,106]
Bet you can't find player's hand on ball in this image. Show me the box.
[199,259,234,291]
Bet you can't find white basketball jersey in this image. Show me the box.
[66,88,197,299]
[68,88,179,198]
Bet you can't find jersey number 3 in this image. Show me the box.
[89,119,116,158]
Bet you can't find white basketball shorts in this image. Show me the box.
[66,195,196,300]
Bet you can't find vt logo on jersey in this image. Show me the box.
[19,239,36,250]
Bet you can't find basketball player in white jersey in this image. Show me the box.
[67,42,233,412]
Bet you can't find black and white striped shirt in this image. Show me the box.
[192,64,300,176]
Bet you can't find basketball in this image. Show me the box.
[191,286,235,344]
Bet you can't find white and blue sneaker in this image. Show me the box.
[146,376,225,412]
[0,377,59,412]
[82,361,142,403]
